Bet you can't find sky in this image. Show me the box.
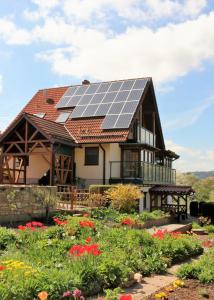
[0,0,214,172]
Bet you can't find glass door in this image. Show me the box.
[123,149,140,178]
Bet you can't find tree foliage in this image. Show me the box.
[177,173,214,202]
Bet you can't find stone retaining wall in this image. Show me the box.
[142,216,174,229]
[0,185,57,224]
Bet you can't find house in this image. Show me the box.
[0,77,194,214]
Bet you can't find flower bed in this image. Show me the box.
[0,216,203,299]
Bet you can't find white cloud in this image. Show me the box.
[0,75,3,94]
[24,0,60,21]
[166,140,214,172]
[36,12,214,83]
[0,18,31,45]
[165,96,214,130]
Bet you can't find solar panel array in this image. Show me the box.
[56,78,148,129]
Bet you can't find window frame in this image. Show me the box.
[84,147,99,166]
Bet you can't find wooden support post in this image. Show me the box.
[50,145,55,186]
[0,154,3,184]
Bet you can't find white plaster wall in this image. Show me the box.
[75,143,121,186]
[27,148,50,184]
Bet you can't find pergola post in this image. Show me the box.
[0,153,3,184]
[50,144,55,186]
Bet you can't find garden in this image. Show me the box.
[0,184,213,299]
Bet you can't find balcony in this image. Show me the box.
[137,126,156,147]
[109,161,176,185]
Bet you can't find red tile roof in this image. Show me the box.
[20,86,129,144]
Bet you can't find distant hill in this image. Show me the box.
[190,171,214,179]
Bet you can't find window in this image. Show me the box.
[85,147,99,165]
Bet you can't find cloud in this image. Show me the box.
[0,18,31,45]
[36,12,214,83]
[24,0,60,21]
[164,95,214,130]
[29,0,206,23]
[166,140,214,172]
[0,75,2,94]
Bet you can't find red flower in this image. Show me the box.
[202,240,214,248]
[120,294,132,300]
[86,237,92,243]
[83,213,89,217]
[53,217,68,226]
[79,220,94,228]
[0,265,5,271]
[18,225,26,231]
[121,218,135,226]
[68,243,102,257]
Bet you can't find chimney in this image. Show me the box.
[82,79,90,85]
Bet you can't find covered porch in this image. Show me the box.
[0,113,76,186]
[149,185,195,221]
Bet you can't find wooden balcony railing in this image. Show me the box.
[109,161,176,184]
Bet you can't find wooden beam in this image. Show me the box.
[49,144,55,186]
[15,130,25,142]
[25,120,28,153]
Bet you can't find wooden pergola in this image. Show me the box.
[0,113,76,186]
[150,185,195,221]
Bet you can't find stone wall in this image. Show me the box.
[0,185,57,224]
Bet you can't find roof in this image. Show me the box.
[21,78,150,143]
[150,185,195,195]
[0,113,75,146]
[1,77,170,147]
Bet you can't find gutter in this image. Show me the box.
[99,144,106,185]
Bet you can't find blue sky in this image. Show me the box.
[0,0,214,172]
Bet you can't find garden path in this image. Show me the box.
[146,223,191,234]
[123,255,201,300]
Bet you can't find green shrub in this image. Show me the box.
[89,185,116,195]
[205,224,214,233]
[0,227,17,250]
[177,248,214,283]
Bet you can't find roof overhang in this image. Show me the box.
[150,185,195,196]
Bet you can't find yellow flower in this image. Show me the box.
[155,292,168,299]
[38,291,48,300]
[173,279,185,288]
[165,286,174,293]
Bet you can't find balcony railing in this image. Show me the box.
[137,126,156,147]
[109,161,176,184]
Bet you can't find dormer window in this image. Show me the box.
[33,113,46,118]
[55,112,71,123]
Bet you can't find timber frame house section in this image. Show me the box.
[0,113,76,185]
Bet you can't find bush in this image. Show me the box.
[177,248,214,283]
[89,185,116,195]
[190,201,198,217]
[201,202,214,223]
[105,184,142,213]
[204,224,214,233]
[0,227,17,250]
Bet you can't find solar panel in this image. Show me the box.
[120,80,134,91]
[114,90,129,102]
[82,104,99,117]
[65,95,81,107]
[122,101,139,114]
[133,78,147,90]
[85,83,100,94]
[90,93,105,104]
[97,82,111,93]
[71,106,87,118]
[108,102,124,114]
[114,114,133,128]
[55,97,70,108]
[127,89,143,101]
[101,114,118,129]
[75,85,89,95]
[108,81,123,92]
[78,94,93,105]
[102,92,117,103]
[95,103,111,116]
[57,78,149,128]
[56,112,71,123]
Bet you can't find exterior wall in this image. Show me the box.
[0,185,56,224]
[75,143,121,187]
[26,150,50,184]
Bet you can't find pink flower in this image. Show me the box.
[73,289,82,299]
[62,291,73,298]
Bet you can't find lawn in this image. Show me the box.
[0,211,204,300]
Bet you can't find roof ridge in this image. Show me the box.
[37,77,152,91]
